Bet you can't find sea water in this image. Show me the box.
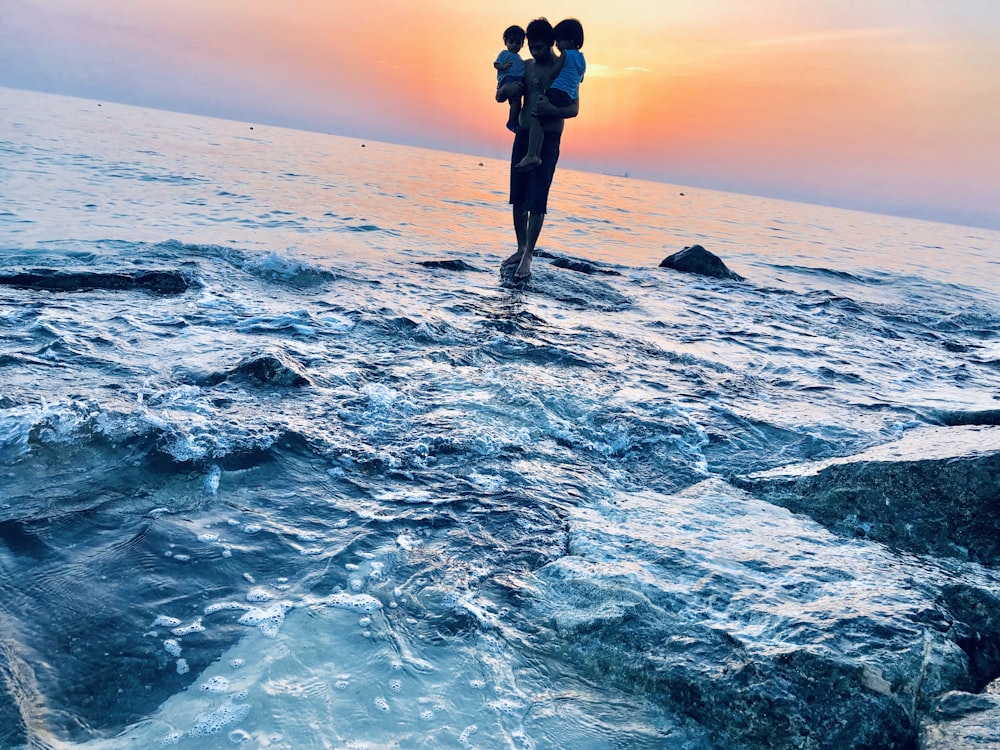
[1,86,1000,749]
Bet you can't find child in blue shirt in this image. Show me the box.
[494,25,526,133]
[516,18,585,170]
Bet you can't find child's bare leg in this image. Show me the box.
[515,118,544,171]
[507,97,522,132]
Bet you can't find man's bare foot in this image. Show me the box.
[501,252,523,268]
[515,155,542,171]
[506,119,519,133]
[513,258,533,279]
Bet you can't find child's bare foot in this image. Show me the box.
[515,155,542,171]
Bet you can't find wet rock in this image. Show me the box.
[920,683,1000,749]
[204,353,311,387]
[550,257,622,276]
[734,425,1000,565]
[0,269,195,295]
[526,480,980,750]
[417,259,485,272]
[499,261,632,310]
[659,244,744,280]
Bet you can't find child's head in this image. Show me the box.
[503,25,526,53]
[553,18,584,50]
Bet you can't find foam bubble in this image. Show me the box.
[349,577,364,592]
[389,679,401,693]
[152,615,182,628]
[373,696,390,712]
[172,618,205,636]
[246,587,274,602]
[334,680,349,690]
[201,676,230,693]
[176,659,189,675]
[459,725,478,745]
[328,593,381,613]
[160,730,183,745]
[420,709,434,721]
[230,658,245,669]
[187,698,250,737]
[205,601,251,615]
[469,679,486,690]
[172,554,191,563]
[163,639,182,657]
[198,532,220,543]
[242,524,262,534]
[237,601,292,637]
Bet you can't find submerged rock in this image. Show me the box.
[526,480,988,750]
[920,683,1000,749]
[734,425,1000,565]
[0,269,195,295]
[417,259,485,272]
[204,353,311,388]
[499,261,632,310]
[550,257,623,276]
[659,244,744,280]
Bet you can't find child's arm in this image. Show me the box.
[494,60,512,71]
[535,95,579,120]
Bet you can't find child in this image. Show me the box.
[494,25,526,133]
[515,18,585,170]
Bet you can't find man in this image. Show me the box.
[502,18,580,281]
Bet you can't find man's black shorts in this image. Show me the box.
[509,128,562,214]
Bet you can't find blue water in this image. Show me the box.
[2,86,1000,749]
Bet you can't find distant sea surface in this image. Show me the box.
[2,86,1000,749]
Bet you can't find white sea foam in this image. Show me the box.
[187,698,250,736]
[237,601,293,637]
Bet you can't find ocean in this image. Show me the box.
[1,85,1000,750]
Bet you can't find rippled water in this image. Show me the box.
[1,86,1000,749]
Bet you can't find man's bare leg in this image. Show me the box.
[502,204,528,267]
[513,212,544,279]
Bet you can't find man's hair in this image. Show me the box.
[503,25,525,43]
[525,18,555,46]
[553,18,584,49]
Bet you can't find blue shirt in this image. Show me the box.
[549,49,586,99]
[495,50,525,82]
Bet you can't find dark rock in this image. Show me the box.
[417,259,484,272]
[550,257,622,276]
[734,426,1000,565]
[930,690,998,719]
[204,353,311,387]
[659,244,744,280]
[0,269,195,295]
[527,480,975,750]
[499,261,632,310]
[920,683,1000,749]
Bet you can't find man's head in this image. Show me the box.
[525,18,555,61]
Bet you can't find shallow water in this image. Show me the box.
[1,86,1000,749]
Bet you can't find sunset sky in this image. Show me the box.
[2,1,999,228]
